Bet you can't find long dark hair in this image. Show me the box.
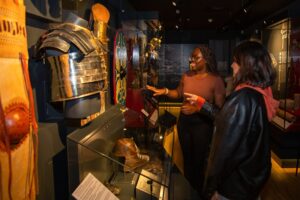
[197,45,218,74]
[233,41,276,88]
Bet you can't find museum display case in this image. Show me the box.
[262,18,300,167]
[67,105,172,199]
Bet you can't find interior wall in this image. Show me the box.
[163,29,239,44]
[158,44,197,90]
[157,40,237,93]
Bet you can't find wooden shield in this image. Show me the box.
[113,31,127,106]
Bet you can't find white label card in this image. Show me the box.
[72,173,119,200]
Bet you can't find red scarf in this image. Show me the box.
[235,84,279,121]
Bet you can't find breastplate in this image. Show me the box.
[36,21,108,101]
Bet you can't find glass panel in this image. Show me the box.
[67,105,171,199]
[263,18,300,132]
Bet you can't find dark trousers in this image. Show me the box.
[177,113,213,196]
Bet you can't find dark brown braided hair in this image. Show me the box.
[196,45,218,74]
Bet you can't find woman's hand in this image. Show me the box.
[211,191,220,200]
[184,92,199,104]
[184,92,206,111]
[146,85,167,96]
[181,103,199,115]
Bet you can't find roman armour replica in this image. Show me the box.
[35,12,108,102]
[0,1,38,199]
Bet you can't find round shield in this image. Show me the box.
[113,31,127,106]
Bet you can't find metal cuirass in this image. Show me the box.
[36,16,108,102]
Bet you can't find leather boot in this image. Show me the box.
[113,138,149,172]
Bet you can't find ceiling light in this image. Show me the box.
[243,8,247,13]
[208,18,213,23]
[172,1,176,6]
[176,9,180,14]
[121,9,125,13]
[175,25,179,29]
[263,20,267,24]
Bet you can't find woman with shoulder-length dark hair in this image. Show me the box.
[185,41,279,200]
[232,40,276,88]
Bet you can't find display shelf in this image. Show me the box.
[67,105,171,200]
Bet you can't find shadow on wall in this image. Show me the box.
[30,0,61,17]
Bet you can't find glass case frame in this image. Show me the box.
[67,105,172,200]
[262,18,300,168]
[263,18,300,132]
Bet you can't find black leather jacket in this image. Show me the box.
[203,88,271,200]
